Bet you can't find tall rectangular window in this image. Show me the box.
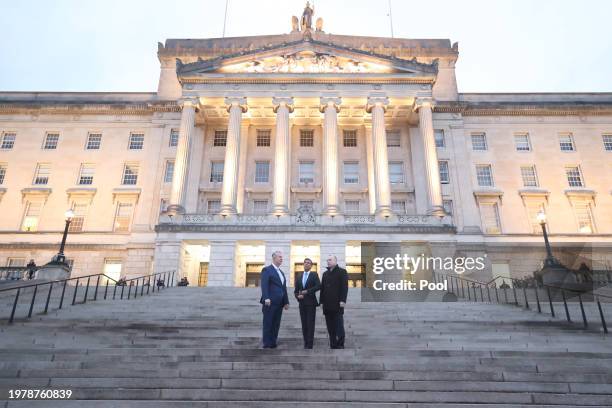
[386,130,401,147]
[573,201,594,233]
[388,161,404,184]
[22,201,43,232]
[213,130,227,147]
[210,162,224,183]
[299,161,314,183]
[391,200,406,214]
[122,163,139,185]
[300,130,314,147]
[0,132,16,149]
[443,199,453,216]
[480,203,501,234]
[559,133,575,151]
[0,163,6,184]
[256,129,271,147]
[68,202,88,232]
[603,134,612,151]
[526,202,545,234]
[169,129,179,147]
[86,133,102,150]
[114,203,133,232]
[164,161,174,183]
[471,133,487,151]
[207,199,221,214]
[514,133,531,151]
[129,133,144,150]
[78,163,95,185]
[565,166,584,187]
[438,160,450,184]
[253,200,269,214]
[343,130,357,147]
[434,129,445,148]
[33,163,50,185]
[43,132,59,150]
[344,200,360,214]
[475,164,493,187]
[520,165,538,187]
[343,161,359,184]
[255,161,270,183]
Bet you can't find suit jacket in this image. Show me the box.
[294,270,321,306]
[320,265,349,314]
[259,264,289,306]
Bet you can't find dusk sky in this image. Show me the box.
[1,0,611,93]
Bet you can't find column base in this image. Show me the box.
[375,206,394,218]
[220,205,237,216]
[166,204,186,216]
[271,205,289,216]
[322,205,341,216]
[427,206,446,218]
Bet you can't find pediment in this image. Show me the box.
[176,39,437,78]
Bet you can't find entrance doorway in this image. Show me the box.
[245,263,264,287]
[198,262,209,287]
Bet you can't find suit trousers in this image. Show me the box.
[299,304,317,348]
[324,311,344,348]
[262,303,283,347]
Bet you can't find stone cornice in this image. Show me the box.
[0,101,180,115]
[180,75,434,85]
[435,102,612,116]
[155,223,456,234]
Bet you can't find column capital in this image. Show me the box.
[365,95,389,113]
[225,97,248,113]
[272,96,295,113]
[319,96,342,113]
[413,97,436,112]
[178,97,200,109]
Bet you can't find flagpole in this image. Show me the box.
[388,0,394,38]
[222,0,229,38]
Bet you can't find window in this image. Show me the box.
[207,199,221,214]
[526,202,545,234]
[386,130,401,147]
[0,163,6,184]
[343,130,357,147]
[388,161,404,184]
[129,133,144,150]
[1,132,16,149]
[391,200,406,214]
[573,201,594,233]
[603,134,612,151]
[520,165,538,187]
[255,161,270,183]
[471,133,487,151]
[480,203,501,234]
[438,160,450,184]
[559,133,575,151]
[256,129,271,147]
[443,199,453,216]
[565,166,584,187]
[7,258,25,267]
[434,129,445,148]
[22,201,43,232]
[68,203,88,232]
[103,259,122,282]
[210,162,224,183]
[343,161,359,184]
[299,200,314,210]
[43,133,59,150]
[114,203,133,232]
[86,133,102,150]
[299,161,314,183]
[33,163,50,185]
[213,130,227,147]
[514,133,531,151]
[475,164,493,187]
[78,164,95,185]
[253,200,268,214]
[164,161,174,183]
[122,163,139,185]
[344,200,360,214]
[160,198,168,214]
[300,130,314,147]
[169,129,179,147]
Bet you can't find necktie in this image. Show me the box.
[303,272,309,288]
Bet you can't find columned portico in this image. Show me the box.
[415,97,445,217]
[221,97,247,215]
[168,97,198,214]
[272,97,294,215]
[320,96,341,215]
[366,95,393,217]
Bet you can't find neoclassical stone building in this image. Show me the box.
[0,9,611,285]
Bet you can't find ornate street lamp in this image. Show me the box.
[537,210,560,267]
[52,209,74,264]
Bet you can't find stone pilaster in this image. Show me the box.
[366,95,392,217]
[221,97,247,215]
[272,97,294,215]
[320,96,341,215]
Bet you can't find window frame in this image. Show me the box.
[42,132,60,150]
[85,132,102,150]
[471,133,488,151]
[128,132,145,150]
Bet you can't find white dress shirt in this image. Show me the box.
[302,271,310,288]
[272,264,285,285]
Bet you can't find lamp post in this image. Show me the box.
[536,210,559,267]
[52,209,74,264]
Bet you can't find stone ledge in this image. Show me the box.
[155,224,456,234]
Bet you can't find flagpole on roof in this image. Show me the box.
[388,0,394,38]
[222,0,229,38]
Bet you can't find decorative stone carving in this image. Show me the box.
[295,206,316,225]
[301,1,314,31]
[237,52,382,74]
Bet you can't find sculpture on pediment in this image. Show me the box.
[291,16,299,32]
[315,17,323,32]
[237,52,382,74]
[301,1,314,31]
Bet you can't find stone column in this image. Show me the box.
[364,122,377,214]
[415,98,445,217]
[272,97,294,215]
[366,96,392,217]
[221,97,247,215]
[168,97,198,215]
[320,96,341,215]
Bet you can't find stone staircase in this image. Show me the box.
[1,287,612,407]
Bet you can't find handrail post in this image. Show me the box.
[534,287,542,313]
[104,280,109,300]
[113,283,117,300]
[72,279,79,306]
[479,285,484,302]
[28,285,38,318]
[83,276,90,303]
[562,290,571,322]
[503,287,508,304]
[578,294,588,328]
[486,286,491,302]
[94,275,100,301]
[59,280,68,309]
[512,285,518,306]
[147,276,151,295]
[134,280,139,298]
[141,278,145,296]
[120,284,125,300]
[547,286,555,317]
[523,286,529,309]
[127,282,132,299]
[495,287,499,303]
[163,272,167,289]
[171,270,175,287]
[9,288,20,324]
[596,297,608,334]
[460,279,465,298]
[44,283,53,314]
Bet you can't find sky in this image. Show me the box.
[1,0,611,93]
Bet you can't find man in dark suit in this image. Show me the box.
[260,250,289,348]
[320,254,349,349]
[294,257,321,349]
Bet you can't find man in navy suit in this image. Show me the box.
[294,257,321,349]
[260,250,289,348]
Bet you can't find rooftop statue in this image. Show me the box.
[301,1,314,31]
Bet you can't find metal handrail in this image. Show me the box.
[433,271,610,334]
[3,270,176,324]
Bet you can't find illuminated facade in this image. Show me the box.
[0,10,611,285]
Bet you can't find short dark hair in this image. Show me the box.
[303,258,313,263]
